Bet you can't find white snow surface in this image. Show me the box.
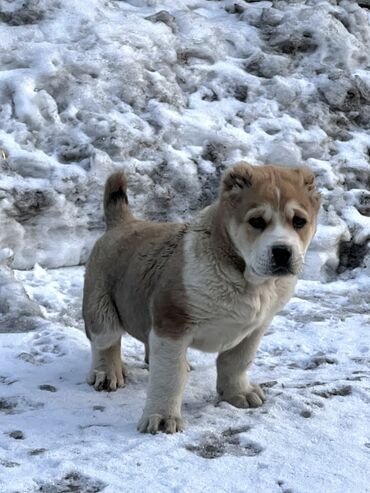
[0,265,369,492]
[1,1,370,492]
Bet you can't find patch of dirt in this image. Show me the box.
[0,6,44,26]
[293,381,326,389]
[29,448,47,456]
[261,380,279,388]
[221,425,251,437]
[0,396,44,414]
[0,458,20,468]
[186,436,225,459]
[8,430,25,440]
[37,471,106,493]
[0,398,17,414]
[300,409,312,418]
[337,239,369,273]
[39,384,57,392]
[312,385,352,399]
[186,429,263,459]
[0,375,17,385]
[304,355,338,370]
[92,405,105,412]
[10,189,53,223]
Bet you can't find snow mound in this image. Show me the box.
[0,0,369,278]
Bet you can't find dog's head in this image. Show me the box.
[221,163,320,281]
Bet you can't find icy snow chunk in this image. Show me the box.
[263,141,302,167]
[342,206,370,243]
[354,69,370,101]
[8,152,52,179]
[0,249,43,332]
[304,206,351,278]
[318,72,362,112]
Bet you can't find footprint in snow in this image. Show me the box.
[37,471,106,493]
[312,385,352,399]
[186,426,263,459]
[0,396,44,415]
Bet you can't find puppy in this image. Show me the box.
[83,163,320,434]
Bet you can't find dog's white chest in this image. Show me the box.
[183,234,280,353]
[189,281,277,353]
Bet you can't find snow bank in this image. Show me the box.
[0,0,369,277]
[0,248,43,332]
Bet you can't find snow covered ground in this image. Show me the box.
[0,265,369,492]
[1,0,370,492]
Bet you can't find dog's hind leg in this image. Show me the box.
[84,291,127,391]
[87,338,127,391]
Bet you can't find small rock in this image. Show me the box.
[39,384,57,392]
[145,11,176,32]
[92,405,105,412]
[225,4,245,15]
[9,430,24,440]
[222,425,251,437]
[29,448,47,456]
[300,410,312,418]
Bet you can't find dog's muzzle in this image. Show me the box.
[270,244,293,275]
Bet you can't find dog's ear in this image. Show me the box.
[222,163,254,193]
[294,167,321,209]
[295,166,315,190]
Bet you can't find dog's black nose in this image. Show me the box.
[272,245,292,268]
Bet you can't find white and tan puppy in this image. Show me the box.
[83,163,320,434]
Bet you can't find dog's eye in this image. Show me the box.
[248,217,266,231]
[292,216,307,229]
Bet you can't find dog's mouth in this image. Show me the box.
[270,265,295,276]
[248,264,297,279]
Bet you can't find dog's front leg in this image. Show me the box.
[216,325,268,408]
[138,330,189,434]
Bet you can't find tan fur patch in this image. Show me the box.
[221,164,319,248]
[153,289,192,339]
[222,162,320,216]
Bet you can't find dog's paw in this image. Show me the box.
[87,365,127,392]
[137,413,184,434]
[221,384,265,409]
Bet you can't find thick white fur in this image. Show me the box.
[138,331,190,434]
[137,208,298,431]
[183,228,289,353]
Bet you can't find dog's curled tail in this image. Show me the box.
[104,171,132,229]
